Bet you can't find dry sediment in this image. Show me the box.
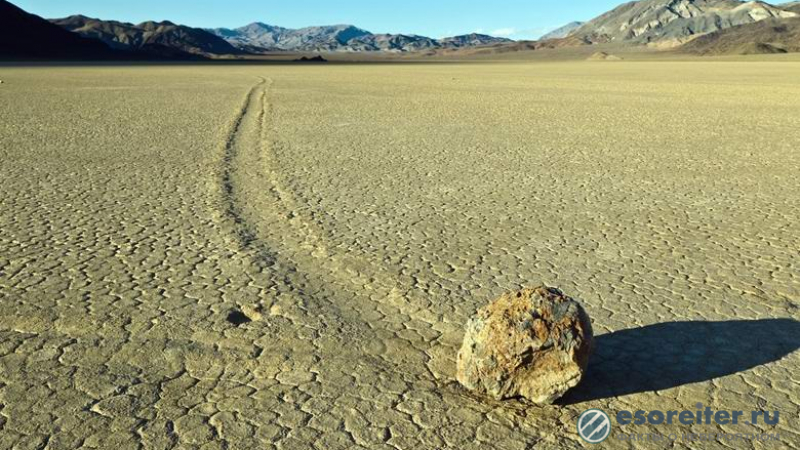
[0,61,798,449]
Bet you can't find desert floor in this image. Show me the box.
[0,60,798,449]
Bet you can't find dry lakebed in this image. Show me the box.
[1,60,799,449]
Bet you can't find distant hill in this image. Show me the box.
[0,0,116,60]
[569,0,798,47]
[52,15,241,58]
[679,16,800,53]
[349,34,441,52]
[540,22,585,40]
[208,23,368,51]
[439,33,515,48]
[208,23,512,52]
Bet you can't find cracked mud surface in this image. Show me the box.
[0,62,798,449]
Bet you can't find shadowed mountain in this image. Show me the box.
[52,15,241,58]
[540,21,585,40]
[569,0,798,48]
[560,319,800,404]
[0,0,116,60]
[208,23,511,52]
[439,33,515,48]
[679,16,800,53]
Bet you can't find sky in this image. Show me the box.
[15,0,622,40]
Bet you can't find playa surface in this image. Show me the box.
[1,61,798,449]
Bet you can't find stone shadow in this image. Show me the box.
[560,318,800,405]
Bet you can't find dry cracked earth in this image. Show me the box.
[0,61,798,449]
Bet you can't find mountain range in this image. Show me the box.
[206,23,512,52]
[52,15,240,58]
[0,0,511,59]
[3,0,800,60]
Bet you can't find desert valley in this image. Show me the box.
[1,0,799,449]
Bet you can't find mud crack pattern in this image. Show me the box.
[0,63,799,449]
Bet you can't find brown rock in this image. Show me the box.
[587,51,622,61]
[456,286,593,404]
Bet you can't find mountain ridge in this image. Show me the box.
[679,15,800,53]
[0,0,118,60]
[52,15,240,57]
[779,1,800,12]
[540,22,585,40]
[568,0,798,47]
[207,23,513,52]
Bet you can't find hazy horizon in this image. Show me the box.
[12,0,621,40]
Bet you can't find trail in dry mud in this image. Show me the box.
[215,77,575,449]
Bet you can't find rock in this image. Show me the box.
[456,286,593,404]
[587,51,622,61]
[241,304,264,321]
[293,55,327,63]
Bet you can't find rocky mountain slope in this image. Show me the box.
[569,0,797,47]
[540,22,585,40]
[208,23,512,52]
[348,33,441,52]
[52,15,240,57]
[439,33,516,48]
[679,15,800,53]
[0,0,116,59]
[779,1,800,12]
[208,23,369,50]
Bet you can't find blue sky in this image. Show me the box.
[16,0,622,40]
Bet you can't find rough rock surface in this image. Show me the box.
[457,286,593,404]
[587,51,623,61]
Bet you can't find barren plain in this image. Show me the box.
[0,60,799,449]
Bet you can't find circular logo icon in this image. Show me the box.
[577,409,611,443]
